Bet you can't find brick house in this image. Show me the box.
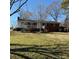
[15,17,60,32]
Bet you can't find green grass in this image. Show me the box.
[10,31,69,59]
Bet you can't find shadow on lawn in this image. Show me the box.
[10,44,69,59]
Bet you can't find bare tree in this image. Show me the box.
[45,2,57,19]
[49,2,62,22]
[10,0,28,16]
[19,9,32,20]
[62,0,69,31]
[36,4,47,32]
[61,0,69,21]
[35,1,60,32]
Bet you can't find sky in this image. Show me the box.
[10,0,65,27]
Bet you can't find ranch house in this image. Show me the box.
[15,17,60,32]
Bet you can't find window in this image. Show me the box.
[33,23,37,25]
[27,22,31,25]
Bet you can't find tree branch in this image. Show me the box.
[10,0,28,16]
[10,0,20,9]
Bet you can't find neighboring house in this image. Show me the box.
[15,17,60,32]
[10,26,13,31]
[59,18,69,32]
[64,18,69,31]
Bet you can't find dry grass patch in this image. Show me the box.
[10,31,69,59]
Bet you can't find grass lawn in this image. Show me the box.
[10,31,69,59]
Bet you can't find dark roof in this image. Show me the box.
[18,17,60,24]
